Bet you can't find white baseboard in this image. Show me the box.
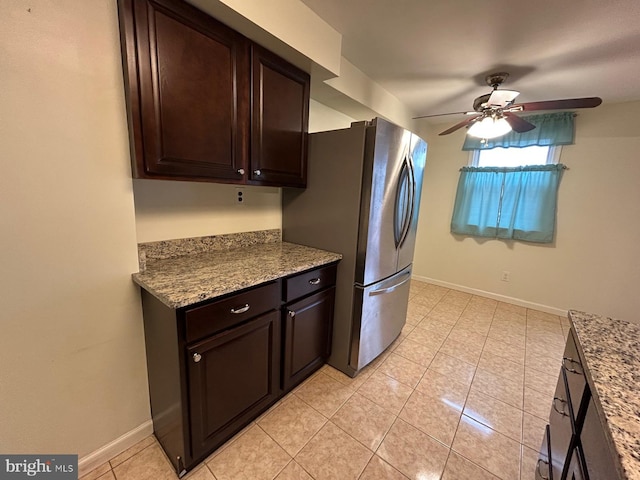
[412,275,568,317]
[78,420,153,477]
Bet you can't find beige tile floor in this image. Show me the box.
[81,280,570,480]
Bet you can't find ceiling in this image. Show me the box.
[300,0,640,123]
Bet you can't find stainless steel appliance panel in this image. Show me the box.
[349,265,412,370]
[356,118,413,286]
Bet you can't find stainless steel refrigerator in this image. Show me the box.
[282,117,427,377]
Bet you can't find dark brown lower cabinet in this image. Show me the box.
[282,288,335,392]
[140,262,338,476]
[537,327,620,480]
[548,369,576,480]
[140,283,281,475]
[187,310,280,461]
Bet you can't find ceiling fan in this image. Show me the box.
[414,72,602,137]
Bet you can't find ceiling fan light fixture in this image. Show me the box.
[467,115,512,139]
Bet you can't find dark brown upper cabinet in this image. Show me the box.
[250,45,309,187]
[118,0,310,187]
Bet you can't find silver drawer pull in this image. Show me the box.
[230,304,250,314]
[535,459,550,480]
[288,310,296,318]
[193,353,202,363]
[237,168,245,175]
[552,396,569,417]
[562,356,582,374]
[308,278,321,285]
[253,169,262,176]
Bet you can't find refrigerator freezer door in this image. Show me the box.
[356,118,413,286]
[349,265,412,371]
[397,133,427,272]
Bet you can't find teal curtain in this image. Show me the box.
[451,165,565,243]
[462,112,575,150]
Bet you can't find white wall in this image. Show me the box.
[413,101,640,322]
[0,0,149,455]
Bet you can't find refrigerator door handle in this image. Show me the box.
[369,271,411,296]
[394,155,415,249]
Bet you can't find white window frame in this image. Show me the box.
[469,145,562,167]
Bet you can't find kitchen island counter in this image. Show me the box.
[569,310,640,480]
[133,235,341,308]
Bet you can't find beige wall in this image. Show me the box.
[413,101,640,322]
[133,181,282,242]
[0,0,149,455]
[309,99,357,132]
[133,99,353,244]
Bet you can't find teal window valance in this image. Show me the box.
[451,164,565,243]
[462,112,575,151]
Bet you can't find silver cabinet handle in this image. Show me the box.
[552,396,568,417]
[562,356,582,374]
[253,169,261,176]
[535,459,549,480]
[308,278,321,285]
[237,168,245,175]
[288,310,296,318]
[193,353,202,363]
[230,304,250,314]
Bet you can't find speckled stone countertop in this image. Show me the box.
[133,241,342,308]
[569,310,640,480]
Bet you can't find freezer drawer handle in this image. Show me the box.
[308,278,321,285]
[369,273,411,296]
[230,304,250,314]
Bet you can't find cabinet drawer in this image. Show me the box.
[549,368,575,479]
[536,425,552,480]
[562,329,588,427]
[284,264,337,302]
[185,281,280,342]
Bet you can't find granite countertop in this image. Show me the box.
[133,241,342,308]
[569,310,640,480]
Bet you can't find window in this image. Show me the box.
[451,113,573,244]
[471,145,561,168]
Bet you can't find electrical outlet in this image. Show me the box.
[501,271,510,282]
[235,187,245,206]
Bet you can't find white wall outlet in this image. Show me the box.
[501,271,511,282]
[235,187,245,206]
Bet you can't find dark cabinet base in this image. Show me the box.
[140,263,338,476]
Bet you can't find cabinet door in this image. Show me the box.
[565,446,586,480]
[187,310,280,460]
[282,288,335,392]
[120,0,249,181]
[548,369,575,480]
[581,397,617,480]
[250,44,309,187]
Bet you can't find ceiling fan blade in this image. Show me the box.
[439,115,481,135]
[487,89,520,108]
[509,97,602,112]
[503,112,536,133]
[413,111,470,119]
